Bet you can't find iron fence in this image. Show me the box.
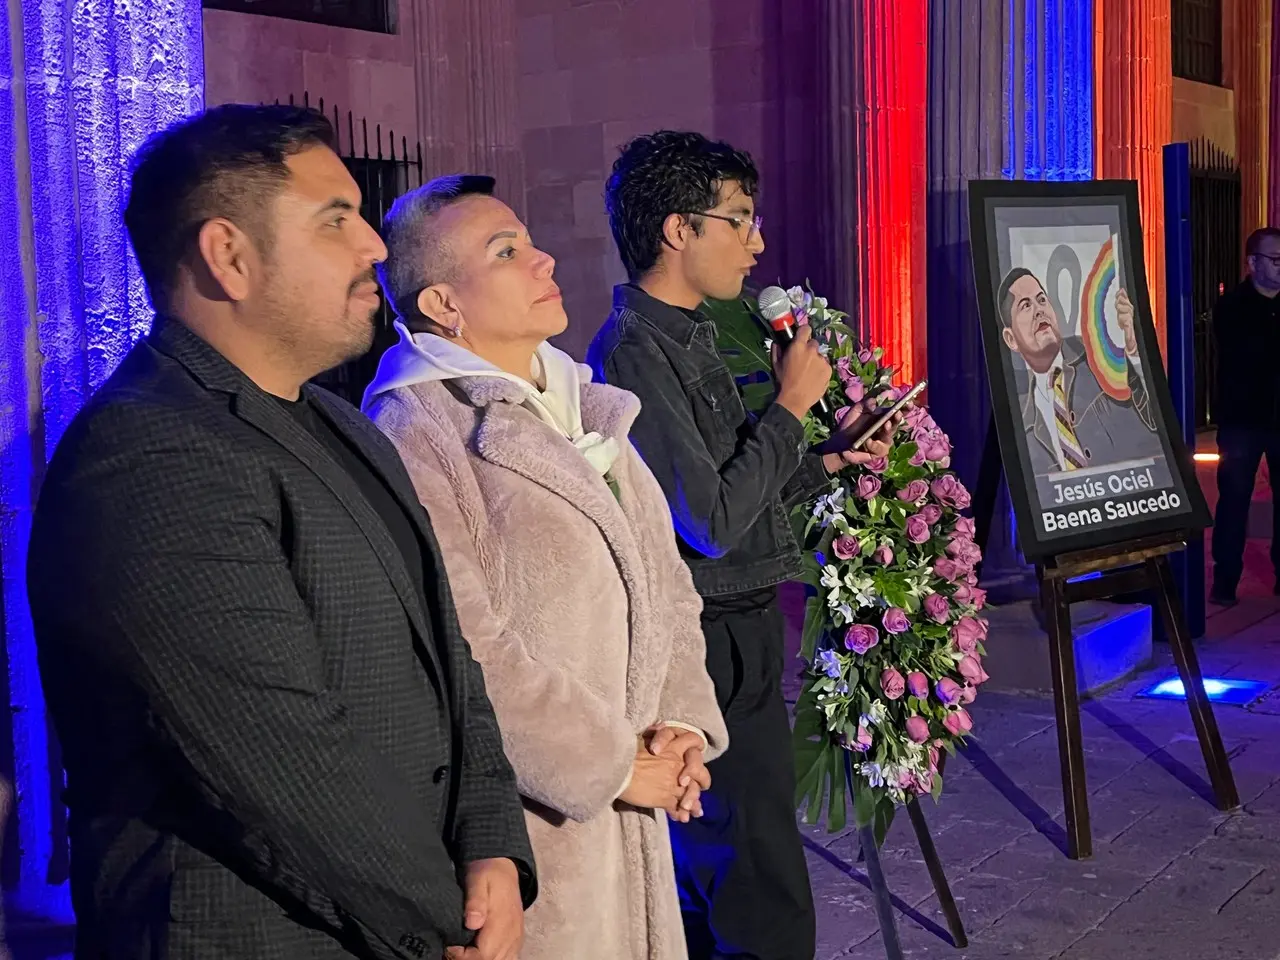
[1188,138,1241,427]
[277,92,424,406]
[203,0,395,34]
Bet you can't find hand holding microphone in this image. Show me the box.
[758,286,831,418]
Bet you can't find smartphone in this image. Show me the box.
[850,380,928,450]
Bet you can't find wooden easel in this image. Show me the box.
[973,425,1240,860]
[847,753,968,955]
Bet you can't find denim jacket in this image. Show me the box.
[587,284,829,598]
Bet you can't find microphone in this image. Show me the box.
[757,286,828,414]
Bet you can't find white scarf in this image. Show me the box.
[362,321,621,477]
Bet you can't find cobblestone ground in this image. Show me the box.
[794,586,1280,960]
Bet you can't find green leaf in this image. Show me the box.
[791,680,826,740]
[705,296,779,417]
[794,737,830,823]
[853,781,875,827]
[739,381,776,417]
[800,596,824,662]
[873,798,896,847]
[826,747,849,832]
[931,772,944,803]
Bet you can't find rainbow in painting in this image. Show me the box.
[1080,236,1130,401]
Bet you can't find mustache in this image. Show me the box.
[348,270,379,294]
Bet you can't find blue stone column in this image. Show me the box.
[927,0,1093,586]
[0,0,203,919]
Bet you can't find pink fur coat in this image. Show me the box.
[367,374,728,960]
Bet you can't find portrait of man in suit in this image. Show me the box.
[996,266,1160,480]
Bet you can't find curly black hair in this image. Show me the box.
[125,103,336,312]
[605,131,759,282]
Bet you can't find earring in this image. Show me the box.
[449,323,462,338]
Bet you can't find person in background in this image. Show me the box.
[363,174,729,960]
[588,131,895,960]
[26,105,533,960]
[1210,226,1280,606]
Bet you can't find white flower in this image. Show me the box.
[836,602,854,625]
[867,700,889,726]
[820,565,842,589]
[860,762,885,788]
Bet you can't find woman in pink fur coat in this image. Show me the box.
[363,174,729,960]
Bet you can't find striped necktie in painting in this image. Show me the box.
[1051,368,1088,470]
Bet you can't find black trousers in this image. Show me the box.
[1211,424,1280,591]
[670,590,816,960]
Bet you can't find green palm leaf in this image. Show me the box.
[703,295,776,417]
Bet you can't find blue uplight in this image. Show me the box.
[1005,0,1093,182]
[0,0,203,920]
[1139,676,1271,706]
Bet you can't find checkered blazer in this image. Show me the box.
[27,319,534,959]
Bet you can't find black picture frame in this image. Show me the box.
[968,179,1210,561]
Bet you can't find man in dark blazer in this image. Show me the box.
[26,104,534,959]
[998,267,1159,478]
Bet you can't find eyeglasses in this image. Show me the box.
[683,211,763,245]
[1252,252,1280,268]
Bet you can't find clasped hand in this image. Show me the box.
[444,858,523,960]
[617,726,710,823]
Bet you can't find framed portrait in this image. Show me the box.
[968,179,1210,561]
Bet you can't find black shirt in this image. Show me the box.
[276,394,428,603]
[1213,279,1280,430]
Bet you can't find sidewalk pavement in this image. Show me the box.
[792,590,1280,960]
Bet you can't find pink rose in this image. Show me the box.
[911,770,934,796]
[905,715,931,743]
[953,516,976,539]
[832,535,860,560]
[919,504,943,524]
[919,431,952,463]
[858,348,873,363]
[855,475,882,500]
[970,587,987,610]
[951,616,986,654]
[910,447,928,467]
[946,537,983,569]
[845,378,866,402]
[928,743,941,769]
[958,654,990,686]
[853,723,873,752]
[943,708,974,736]
[905,514,931,544]
[935,677,962,705]
[897,479,930,504]
[906,671,929,698]
[844,623,880,655]
[933,557,963,582]
[931,475,972,509]
[958,684,977,705]
[882,607,911,634]
[952,582,974,604]
[835,405,853,424]
[904,405,930,429]
[836,357,853,382]
[872,545,894,565]
[880,667,906,700]
[866,455,888,474]
[923,592,951,624]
